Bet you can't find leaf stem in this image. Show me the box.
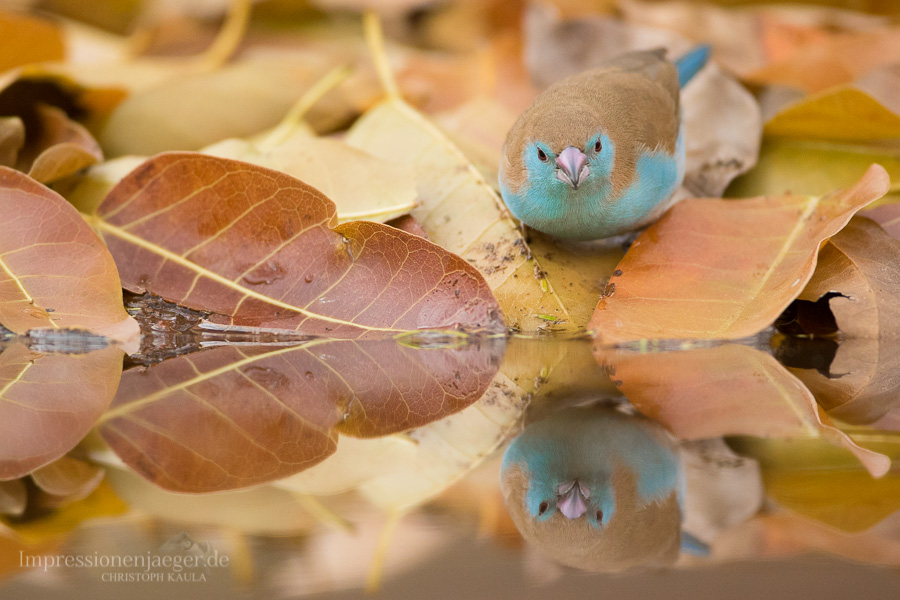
[363,11,401,102]
[196,0,253,70]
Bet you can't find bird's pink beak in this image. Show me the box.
[555,146,590,190]
[557,480,590,519]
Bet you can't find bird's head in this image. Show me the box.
[501,96,617,201]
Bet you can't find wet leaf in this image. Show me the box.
[92,153,502,336]
[201,133,418,224]
[0,168,139,340]
[797,217,900,339]
[0,11,65,72]
[0,117,25,168]
[97,338,503,493]
[17,104,103,184]
[590,166,891,344]
[523,4,761,198]
[0,344,122,480]
[599,344,891,478]
[29,456,104,501]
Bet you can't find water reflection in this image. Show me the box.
[500,406,695,571]
[0,334,898,596]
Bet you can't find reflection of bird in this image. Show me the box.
[499,46,710,240]
[500,406,706,571]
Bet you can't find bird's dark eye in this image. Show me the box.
[594,139,602,153]
[537,148,548,162]
[596,510,603,522]
[538,502,549,516]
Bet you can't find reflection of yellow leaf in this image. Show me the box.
[733,437,900,532]
[5,480,128,545]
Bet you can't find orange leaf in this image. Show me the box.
[0,11,64,73]
[17,104,103,185]
[590,165,890,344]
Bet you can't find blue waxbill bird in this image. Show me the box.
[500,406,707,571]
[499,46,710,240]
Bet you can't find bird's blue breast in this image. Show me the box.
[501,128,685,241]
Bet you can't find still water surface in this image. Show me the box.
[1,330,898,599]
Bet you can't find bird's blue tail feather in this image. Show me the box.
[676,45,711,87]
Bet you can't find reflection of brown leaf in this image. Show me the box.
[0,168,138,340]
[98,338,503,492]
[0,344,122,480]
[93,153,502,337]
[29,456,105,503]
[17,104,103,184]
[590,166,890,344]
[788,337,900,426]
[599,344,890,477]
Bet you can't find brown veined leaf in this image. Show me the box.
[96,337,504,493]
[590,165,891,345]
[16,104,103,184]
[0,168,139,341]
[0,11,65,73]
[597,344,891,478]
[0,117,25,168]
[0,343,122,480]
[90,153,502,337]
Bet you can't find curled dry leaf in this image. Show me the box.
[523,4,761,198]
[590,165,891,344]
[0,117,25,168]
[0,479,27,516]
[598,344,891,478]
[0,343,122,480]
[17,104,103,184]
[97,338,504,493]
[0,11,65,73]
[0,167,139,341]
[798,217,900,339]
[92,153,502,337]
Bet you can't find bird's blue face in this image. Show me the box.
[523,470,617,529]
[520,132,616,211]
